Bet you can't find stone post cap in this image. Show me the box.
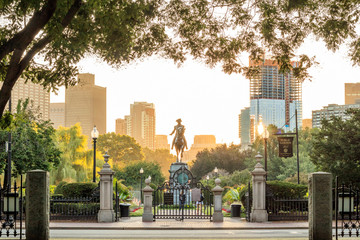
[255,153,263,163]
[212,178,223,192]
[27,169,48,174]
[99,152,114,175]
[252,162,266,176]
[143,177,154,192]
[310,172,332,175]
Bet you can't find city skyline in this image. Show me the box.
[50,37,360,147]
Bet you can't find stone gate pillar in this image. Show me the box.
[26,170,50,240]
[98,152,115,222]
[309,172,332,240]
[212,178,224,222]
[250,153,268,222]
[142,177,154,222]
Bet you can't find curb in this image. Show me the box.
[50,226,309,230]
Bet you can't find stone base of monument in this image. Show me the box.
[98,209,115,222]
[169,162,189,180]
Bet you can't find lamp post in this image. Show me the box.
[139,168,144,206]
[3,94,12,189]
[214,167,218,178]
[91,126,99,183]
[258,123,269,180]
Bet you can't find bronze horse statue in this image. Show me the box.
[174,125,186,162]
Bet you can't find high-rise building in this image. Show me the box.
[312,103,360,128]
[155,135,170,151]
[129,102,156,150]
[65,73,106,147]
[302,118,312,129]
[50,103,65,128]
[115,118,127,135]
[249,58,302,132]
[1,78,50,120]
[182,135,219,163]
[125,115,132,136]
[345,83,360,105]
[239,107,251,145]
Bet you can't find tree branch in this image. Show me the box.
[18,0,83,73]
[0,0,83,116]
[0,0,58,61]
[0,49,24,116]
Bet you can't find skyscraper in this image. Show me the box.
[50,102,65,128]
[312,103,360,128]
[182,135,219,163]
[1,78,50,120]
[345,83,360,104]
[129,102,156,150]
[155,135,170,151]
[65,73,106,147]
[115,118,127,135]
[249,58,302,132]
[239,107,251,145]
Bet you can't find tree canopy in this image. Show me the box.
[0,99,60,182]
[143,148,176,178]
[97,133,144,164]
[310,109,360,185]
[114,160,165,188]
[1,0,359,116]
[190,144,250,179]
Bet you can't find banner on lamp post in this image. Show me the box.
[278,136,294,158]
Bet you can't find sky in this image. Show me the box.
[50,37,360,147]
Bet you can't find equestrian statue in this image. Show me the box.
[170,118,188,163]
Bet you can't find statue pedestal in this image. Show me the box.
[169,162,190,205]
[169,162,189,180]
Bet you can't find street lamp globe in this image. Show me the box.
[140,168,144,174]
[214,167,218,173]
[91,126,99,139]
[206,175,209,180]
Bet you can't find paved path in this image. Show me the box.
[50,217,308,230]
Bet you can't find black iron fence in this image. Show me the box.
[334,176,360,239]
[50,196,99,221]
[245,181,251,222]
[245,182,308,222]
[266,196,308,221]
[0,177,25,239]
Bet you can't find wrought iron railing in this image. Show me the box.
[335,176,360,239]
[245,181,251,222]
[50,196,99,221]
[266,196,308,221]
[0,176,25,239]
[153,181,213,221]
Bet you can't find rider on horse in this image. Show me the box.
[170,118,188,150]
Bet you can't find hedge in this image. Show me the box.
[55,182,98,198]
[240,180,308,208]
[266,180,308,198]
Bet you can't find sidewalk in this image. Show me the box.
[50,217,309,230]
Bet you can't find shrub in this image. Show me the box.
[61,182,98,198]
[266,180,308,198]
[239,180,308,208]
[54,181,68,195]
[113,179,132,203]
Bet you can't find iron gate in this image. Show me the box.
[335,176,360,239]
[153,181,213,221]
[0,176,25,239]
